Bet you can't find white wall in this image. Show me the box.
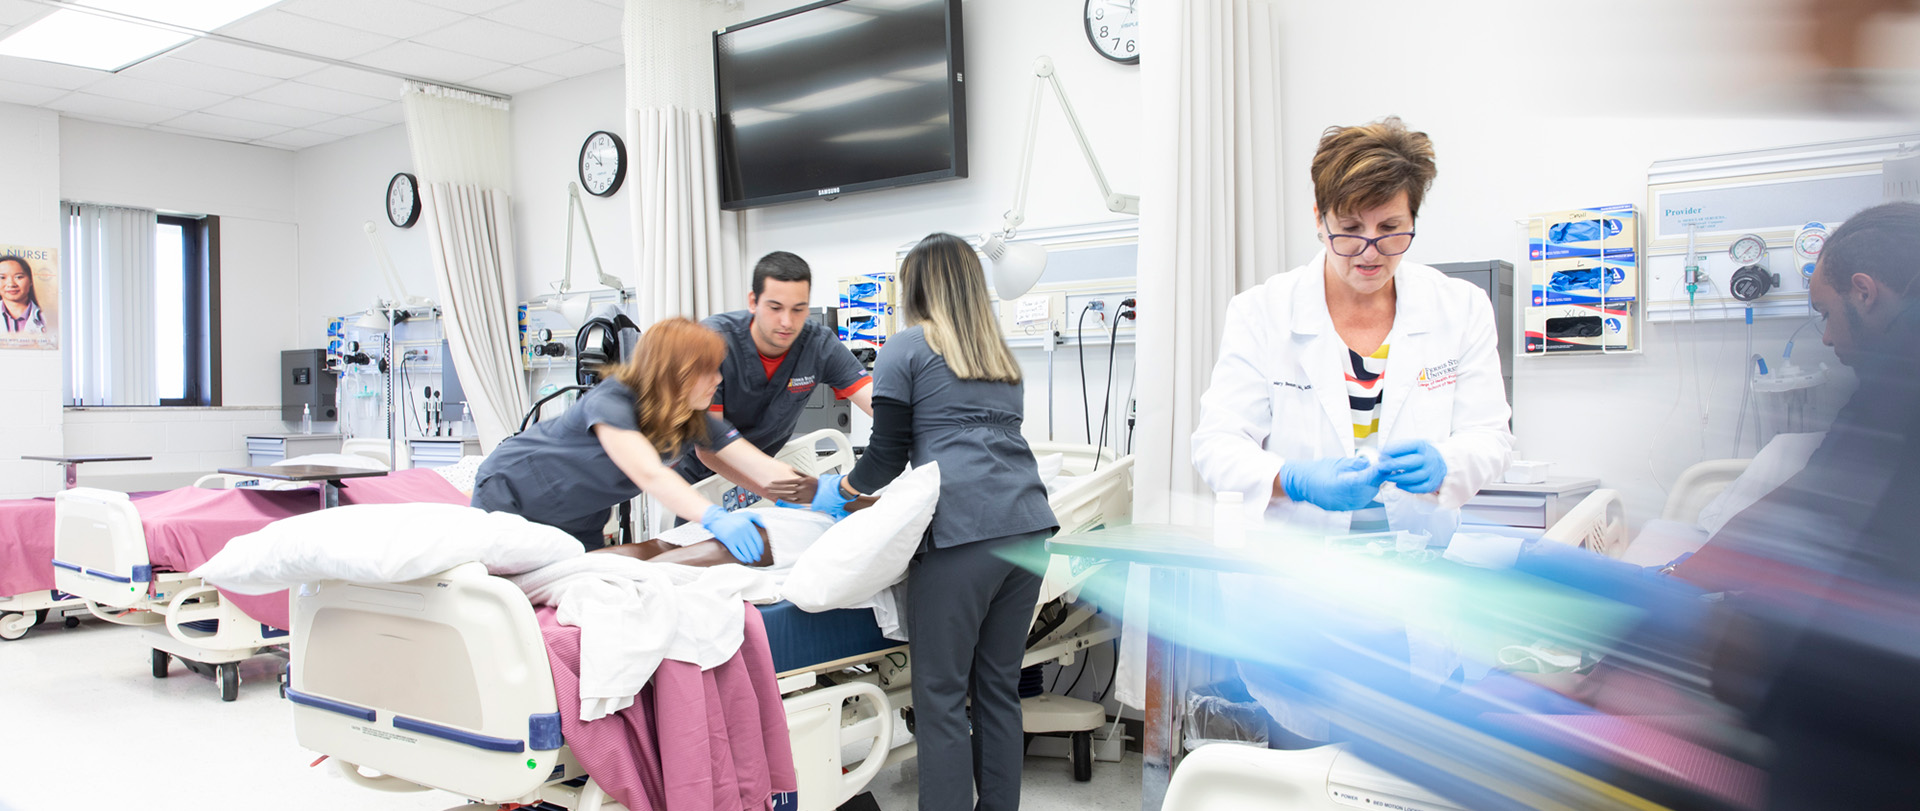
[510,67,632,305]
[292,124,434,343]
[0,103,64,498]
[1268,0,1907,526]
[64,407,290,490]
[739,0,1144,445]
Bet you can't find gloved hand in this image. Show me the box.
[1378,439,1449,494]
[807,473,856,520]
[1280,456,1383,512]
[702,504,767,564]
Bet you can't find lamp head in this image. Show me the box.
[353,306,389,330]
[982,234,1048,300]
[553,292,593,327]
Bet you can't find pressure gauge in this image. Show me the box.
[1728,233,1768,265]
[1794,221,1829,280]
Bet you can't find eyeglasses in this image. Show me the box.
[1322,216,1416,258]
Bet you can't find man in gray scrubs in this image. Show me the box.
[676,251,874,484]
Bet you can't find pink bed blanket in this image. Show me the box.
[0,469,466,631]
[536,602,798,811]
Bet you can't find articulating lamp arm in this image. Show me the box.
[564,182,624,294]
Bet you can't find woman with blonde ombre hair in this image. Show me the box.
[471,317,800,559]
[772,232,1055,811]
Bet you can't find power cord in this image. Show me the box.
[1076,304,1097,444]
[1094,300,1135,471]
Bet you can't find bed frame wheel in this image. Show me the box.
[64,614,79,628]
[218,662,239,701]
[1071,730,1093,782]
[0,611,35,641]
[151,649,170,679]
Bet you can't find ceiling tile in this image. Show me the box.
[204,96,333,128]
[120,56,281,96]
[215,10,398,61]
[44,92,185,125]
[294,64,403,100]
[0,78,65,106]
[306,115,390,137]
[84,74,229,111]
[523,44,620,78]
[412,17,574,64]
[159,111,288,140]
[413,0,519,13]
[254,128,340,150]
[170,39,327,79]
[357,101,405,124]
[0,55,107,91]
[249,80,386,115]
[0,0,47,26]
[351,41,508,84]
[595,37,622,53]
[482,0,624,46]
[278,0,464,40]
[467,65,563,95]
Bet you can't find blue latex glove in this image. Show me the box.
[808,473,856,520]
[1280,456,1383,512]
[1378,439,1449,494]
[702,504,767,563]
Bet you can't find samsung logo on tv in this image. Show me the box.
[817,187,841,196]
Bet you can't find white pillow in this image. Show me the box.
[781,462,940,612]
[653,507,837,573]
[1696,432,1825,538]
[275,453,387,471]
[194,503,582,595]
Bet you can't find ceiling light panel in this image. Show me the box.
[81,0,283,32]
[0,10,190,72]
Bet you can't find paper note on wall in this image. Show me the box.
[1014,295,1050,325]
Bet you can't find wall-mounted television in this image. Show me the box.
[714,0,966,211]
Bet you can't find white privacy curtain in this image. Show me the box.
[403,82,530,453]
[624,0,746,326]
[63,202,157,405]
[1116,0,1287,709]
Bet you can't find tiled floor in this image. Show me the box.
[0,615,1140,811]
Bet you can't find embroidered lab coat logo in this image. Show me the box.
[787,375,817,395]
[1416,359,1461,391]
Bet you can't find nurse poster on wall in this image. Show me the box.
[0,244,57,350]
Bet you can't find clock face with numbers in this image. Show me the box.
[1085,0,1139,64]
[578,130,627,197]
[386,172,419,228]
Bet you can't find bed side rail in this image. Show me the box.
[290,561,561,804]
[52,488,153,608]
[1541,489,1627,558]
[784,681,894,811]
[1662,459,1751,526]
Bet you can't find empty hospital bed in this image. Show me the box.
[285,434,1134,811]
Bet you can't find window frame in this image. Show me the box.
[155,213,219,407]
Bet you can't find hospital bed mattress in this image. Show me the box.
[757,600,899,675]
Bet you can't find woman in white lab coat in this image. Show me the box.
[1190,117,1513,743]
[1193,116,1512,538]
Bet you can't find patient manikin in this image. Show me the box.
[589,493,879,568]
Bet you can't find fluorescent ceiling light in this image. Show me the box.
[728,7,873,53]
[840,0,942,11]
[0,11,190,71]
[769,77,912,113]
[0,0,281,73]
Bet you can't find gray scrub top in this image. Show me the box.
[674,309,869,480]
[475,379,740,532]
[876,326,1055,548]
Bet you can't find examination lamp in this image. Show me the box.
[550,181,625,326]
[982,56,1140,300]
[358,221,430,329]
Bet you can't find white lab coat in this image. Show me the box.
[1166,252,1515,739]
[1191,251,1514,530]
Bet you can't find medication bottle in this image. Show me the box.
[301,403,313,435]
[1213,491,1245,549]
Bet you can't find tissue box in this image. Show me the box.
[1502,460,1552,484]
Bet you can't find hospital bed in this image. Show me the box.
[1542,459,1752,561]
[52,487,288,701]
[285,433,1135,811]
